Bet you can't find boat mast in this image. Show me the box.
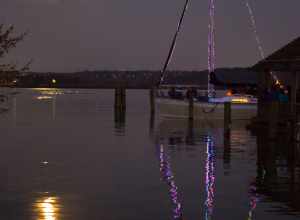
[208,0,216,97]
[157,0,189,87]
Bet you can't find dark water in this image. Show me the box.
[0,88,299,220]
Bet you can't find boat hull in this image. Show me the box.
[156,98,257,120]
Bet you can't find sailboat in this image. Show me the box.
[156,84,258,120]
[156,0,257,120]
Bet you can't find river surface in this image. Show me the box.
[0,88,299,220]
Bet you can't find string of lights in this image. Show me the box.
[208,0,216,97]
[245,0,280,84]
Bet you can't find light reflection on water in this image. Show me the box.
[204,136,215,220]
[34,196,61,220]
[114,108,126,136]
[156,124,217,220]
[0,88,299,220]
[157,143,182,219]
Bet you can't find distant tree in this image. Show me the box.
[0,24,30,84]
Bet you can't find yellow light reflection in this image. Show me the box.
[32,88,54,91]
[231,98,249,103]
[36,96,53,100]
[35,196,60,220]
[32,88,63,96]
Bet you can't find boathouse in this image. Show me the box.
[252,37,300,138]
[253,36,300,104]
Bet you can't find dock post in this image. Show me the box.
[114,88,121,109]
[224,102,231,137]
[186,118,195,145]
[188,89,194,120]
[224,102,231,174]
[149,88,156,137]
[150,88,156,114]
[223,134,231,173]
[115,87,126,110]
[268,101,279,140]
[291,71,298,114]
[114,106,126,133]
[149,109,155,136]
[114,87,126,134]
[121,88,126,110]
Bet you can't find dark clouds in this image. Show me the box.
[1,0,300,72]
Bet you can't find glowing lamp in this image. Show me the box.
[52,79,56,84]
[226,90,232,96]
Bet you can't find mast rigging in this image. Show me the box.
[157,0,190,87]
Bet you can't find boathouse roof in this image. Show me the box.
[253,37,300,71]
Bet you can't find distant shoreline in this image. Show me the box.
[9,67,257,89]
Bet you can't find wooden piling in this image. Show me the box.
[188,92,194,120]
[268,101,279,140]
[150,88,156,114]
[122,88,126,109]
[224,102,231,137]
[186,118,195,145]
[257,69,272,121]
[114,106,126,130]
[115,88,126,110]
[223,134,231,172]
[114,87,126,131]
[114,88,121,108]
[149,109,155,136]
[291,71,298,114]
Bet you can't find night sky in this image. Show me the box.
[1,0,300,72]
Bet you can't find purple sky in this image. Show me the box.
[1,0,300,72]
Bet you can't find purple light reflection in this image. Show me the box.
[158,144,183,219]
[204,136,215,220]
[247,180,260,220]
